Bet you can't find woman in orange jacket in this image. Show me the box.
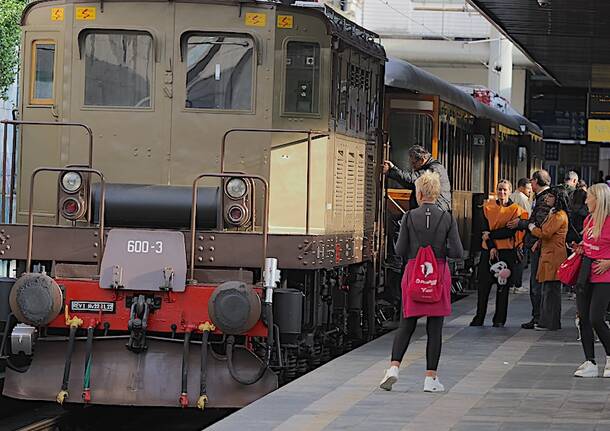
[528,187,570,331]
[470,180,527,327]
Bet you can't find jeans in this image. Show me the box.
[529,249,542,321]
[512,250,526,288]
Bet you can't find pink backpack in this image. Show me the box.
[402,212,445,303]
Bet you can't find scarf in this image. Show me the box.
[482,199,526,250]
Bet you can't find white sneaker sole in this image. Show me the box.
[380,376,397,391]
[574,370,598,378]
[423,386,445,393]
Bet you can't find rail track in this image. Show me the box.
[15,416,63,431]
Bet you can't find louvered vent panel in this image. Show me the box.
[334,149,345,220]
[365,148,376,229]
[345,151,356,228]
[356,152,366,224]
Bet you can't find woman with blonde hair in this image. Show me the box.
[573,184,610,377]
[379,171,463,393]
[470,180,526,327]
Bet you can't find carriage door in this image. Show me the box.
[18,31,64,220]
[384,96,436,213]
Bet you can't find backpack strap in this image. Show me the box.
[407,209,447,248]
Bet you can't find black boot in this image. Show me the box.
[521,319,537,329]
[469,317,484,327]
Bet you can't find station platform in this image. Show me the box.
[208,289,610,431]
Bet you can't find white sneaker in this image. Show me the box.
[379,366,399,391]
[604,357,610,378]
[574,361,598,378]
[423,376,445,392]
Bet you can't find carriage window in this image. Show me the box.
[284,42,320,114]
[84,31,152,108]
[471,136,485,193]
[31,41,55,104]
[185,34,253,110]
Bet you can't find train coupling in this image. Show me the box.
[126,295,150,352]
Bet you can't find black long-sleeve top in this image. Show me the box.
[516,187,552,249]
[395,203,464,260]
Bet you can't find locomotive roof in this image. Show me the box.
[385,57,527,132]
[311,4,385,60]
[22,0,386,60]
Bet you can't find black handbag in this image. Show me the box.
[575,256,593,295]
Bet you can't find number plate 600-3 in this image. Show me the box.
[99,229,187,292]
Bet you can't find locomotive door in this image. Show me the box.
[169,3,271,186]
[68,2,175,186]
[18,30,64,221]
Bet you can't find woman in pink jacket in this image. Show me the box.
[574,183,610,378]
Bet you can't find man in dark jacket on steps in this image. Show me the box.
[383,145,452,212]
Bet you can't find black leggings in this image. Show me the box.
[390,315,444,370]
[576,283,610,361]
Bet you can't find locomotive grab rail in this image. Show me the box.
[1,120,94,224]
[189,172,269,283]
[220,128,329,235]
[26,167,106,273]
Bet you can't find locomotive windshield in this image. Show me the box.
[83,31,153,108]
[185,34,253,110]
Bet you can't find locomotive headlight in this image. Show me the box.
[61,171,82,193]
[225,178,247,199]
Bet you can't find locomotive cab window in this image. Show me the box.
[184,34,253,111]
[284,42,320,115]
[83,31,153,108]
[30,41,56,105]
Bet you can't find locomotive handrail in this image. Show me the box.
[1,120,94,224]
[26,167,106,274]
[189,172,269,283]
[386,195,406,215]
[220,128,329,235]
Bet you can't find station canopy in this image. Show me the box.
[467,0,610,88]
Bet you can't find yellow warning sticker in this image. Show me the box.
[51,8,64,21]
[277,15,294,29]
[245,12,266,27]
[75,7,96,20]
